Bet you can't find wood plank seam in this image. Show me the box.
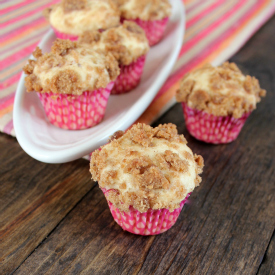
[256,228,275,275]
[10,180,97,275]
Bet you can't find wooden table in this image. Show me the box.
[1,15,275,275]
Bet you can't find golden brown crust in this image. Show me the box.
[23,39,119,94]
[90,123,204,213]
[176,62,266,118]
[117,0,171,21]
[78,21,149,65]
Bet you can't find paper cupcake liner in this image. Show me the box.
[52,27,79,41]
[111,55,146,95]
[52,28,105,41]
[37,82,114,130]
[122,17,169,46]
[182,103,251,144]
[102,188,190,235]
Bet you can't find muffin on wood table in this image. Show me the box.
[176,62,266,144]
[116,0,172,46]
[44,0,120,41]
[90,123,204,235]
[79,21,150,94]
[23,39,119,130]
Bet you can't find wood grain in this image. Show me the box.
[12,15,275,275]
[0,134,94,275]
[1,14,275,275]
[257,230,275,275]
[12,184,154,275]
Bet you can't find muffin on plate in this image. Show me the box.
[115,0,172,46]
[23,39,119,130]
[90,123,204,235]
[79,21,150,94]
[176,62,266,144]
[44,0,120,41]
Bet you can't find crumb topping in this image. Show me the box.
[176,62,266,118]
[90,123,203,213]
[23,39,119,95]
[79,21,149,65]
[116,0,172,21]
[108,130,125,142]
[62,0,87,13]
[45,0,120,36]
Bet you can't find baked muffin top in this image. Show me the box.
[90,123,203,213]
[79,21,150,65]
[115,0,172,21]
[44,0,120,36]
[23,39,119,95]
[176,62,266,118]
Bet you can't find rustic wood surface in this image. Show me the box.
[0,15,275,275]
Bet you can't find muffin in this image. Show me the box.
[23,39,119,130]
[44,0,120,41]
[90,123,204,235]
[176,62,266,144]
[79,21,150,94]
[116,0,172,46]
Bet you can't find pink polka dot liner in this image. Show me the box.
[52,27,79,41]
[38,82,114,130]
[182,103,251,144]
[122,17,169,47]
[102,188,190,235]
[111,55,146,95]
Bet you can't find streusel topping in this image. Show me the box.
[90,123,203,213]
[176,62,266,118]
[23,39,119,95]
[115,0,172,21]
[44,0,120,36]
[79,21,149,65]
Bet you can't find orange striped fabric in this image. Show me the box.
[1,0,275,136]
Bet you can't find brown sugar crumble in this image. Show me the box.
[23,39,119,95]
[90,123,204,213]
[176,62,266,118]
[47,69,81,95]
[78,21,149,65]
[51,39,77,55]
[162,150,189,173]
[108,130,125,142]
[79,30,101,45]
[62,0,87,13]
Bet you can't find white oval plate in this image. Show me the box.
[13,0,185,163]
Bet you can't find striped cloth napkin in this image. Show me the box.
[1,0,275,137]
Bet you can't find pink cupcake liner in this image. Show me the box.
[52,27,79,41]
[121,17,169,46]
[52,27,105,41]
[37,82,114,130]
[182,103,251,144]
[102,188,190,235]
[111,55,146,95]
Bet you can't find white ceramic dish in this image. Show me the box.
[13,0,185,163]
